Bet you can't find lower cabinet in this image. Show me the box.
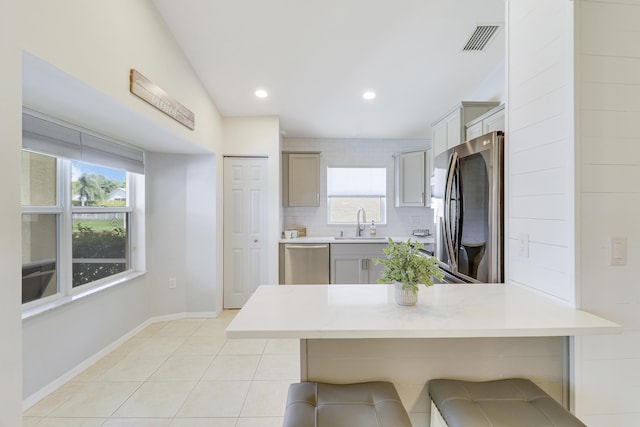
[330,243,387,284]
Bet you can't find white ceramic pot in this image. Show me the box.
[394,282,418,306]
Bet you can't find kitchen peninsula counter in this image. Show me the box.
[226,284,619,339]
[226,284,619,410]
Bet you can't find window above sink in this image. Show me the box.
[326,167,387,225]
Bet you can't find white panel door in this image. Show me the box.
[223,157,268,308]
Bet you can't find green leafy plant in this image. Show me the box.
[72,223,127,287]
[373,238,443,294]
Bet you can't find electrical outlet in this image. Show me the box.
[169,277,177,289]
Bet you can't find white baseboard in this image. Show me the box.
[22,310,220,411]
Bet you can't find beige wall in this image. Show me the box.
[21,0,223,153]
[0,0,24,424]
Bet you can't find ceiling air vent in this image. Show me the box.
[462,25,500,52]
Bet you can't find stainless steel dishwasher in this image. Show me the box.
[280,243,330,284]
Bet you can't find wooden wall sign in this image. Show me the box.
[129,69,195,130]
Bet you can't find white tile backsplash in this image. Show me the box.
[282,138,434,237]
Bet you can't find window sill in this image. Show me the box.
[22,271,146,321]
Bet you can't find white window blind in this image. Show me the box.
[22,111,145,174]
[327,167,386,197]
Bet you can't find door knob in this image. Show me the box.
[254,239,258,243]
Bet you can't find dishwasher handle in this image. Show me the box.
[285,244,329,249]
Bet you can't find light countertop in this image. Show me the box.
[226,284,621,339]
[279,235,435,244]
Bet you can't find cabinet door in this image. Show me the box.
[396,151,425,207]
[465,122,483,140]
[432,120,448,157]
[331,256,364,284]
[482,108,505,133]
[425,148,432,208]
[288,153,320,206]
[365,258,385,284]
[330,243,387,284]
[446,111,462,149]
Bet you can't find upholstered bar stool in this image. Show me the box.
[429,378,586,427]
[283,381,412,427]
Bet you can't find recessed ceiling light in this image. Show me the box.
[255,89,268,98]
[362,91,376,100]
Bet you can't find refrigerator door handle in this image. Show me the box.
[443,152,458,270]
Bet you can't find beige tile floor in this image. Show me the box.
[23,310,299,427]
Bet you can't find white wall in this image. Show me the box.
[574,1,640,425]
[146,153,188,315]
[469,59,506,104]
[506,0,576,304]
[222,117,281,285]
[19,0,225,403]
[22,279,151,398]
[145,153,218,316]
[507,1,640,424]
[282,138,434,237]
[186,155,219,312]
[0,0,24,424]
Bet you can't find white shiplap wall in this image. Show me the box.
[575,0,640,425]
[506,0,576,304]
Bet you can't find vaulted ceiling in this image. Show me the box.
[152,0,505,139]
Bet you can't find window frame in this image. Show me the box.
[21,153,142,311]
[326,166,388,225]
[69,163,135,294]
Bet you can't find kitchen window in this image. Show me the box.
[21,111,145,308]
[327,167,387,224]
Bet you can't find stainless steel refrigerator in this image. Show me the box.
[431,131,504,283]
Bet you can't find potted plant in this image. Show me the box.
[373,238,443,306]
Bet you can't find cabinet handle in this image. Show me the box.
[317,193,320,204]
[362,259,369,270]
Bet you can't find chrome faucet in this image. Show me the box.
[356,207,366,237]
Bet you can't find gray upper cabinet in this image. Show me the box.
[465,104,505,141]
[431,101,500,157]
[282,152,320,207]
[395,149,432,207]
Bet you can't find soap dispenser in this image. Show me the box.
[369,220,376,236]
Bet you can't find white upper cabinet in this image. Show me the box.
[431,101,500,156]
[283,152,320,207]
[395,149,432,208]
[465,104,505,141]
[432,120,448,158]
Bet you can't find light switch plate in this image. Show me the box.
[609,237,627,266]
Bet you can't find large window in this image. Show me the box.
[327,167,387,224]
[21,111,144,306]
